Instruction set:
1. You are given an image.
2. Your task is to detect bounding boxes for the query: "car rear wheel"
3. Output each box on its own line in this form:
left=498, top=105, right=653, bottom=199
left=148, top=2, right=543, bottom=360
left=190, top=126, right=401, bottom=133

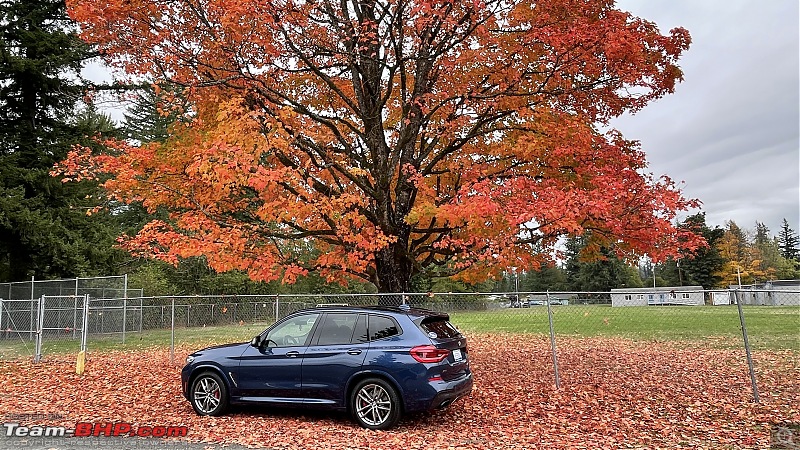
left=351, top=378, right=401, bottom=430
left=190, top=372, right=228, bottom=416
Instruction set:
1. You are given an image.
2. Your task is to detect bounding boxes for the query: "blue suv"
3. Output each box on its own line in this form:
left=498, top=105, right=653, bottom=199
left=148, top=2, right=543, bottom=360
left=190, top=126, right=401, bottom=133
left=181, top=305, right=473, bottom=429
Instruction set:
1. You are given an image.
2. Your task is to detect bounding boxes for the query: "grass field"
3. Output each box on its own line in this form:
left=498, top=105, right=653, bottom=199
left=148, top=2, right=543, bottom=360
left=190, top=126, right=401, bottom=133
left=451, top=305, right=800, bottom=349
left=0, top=305, right=797, bottom=359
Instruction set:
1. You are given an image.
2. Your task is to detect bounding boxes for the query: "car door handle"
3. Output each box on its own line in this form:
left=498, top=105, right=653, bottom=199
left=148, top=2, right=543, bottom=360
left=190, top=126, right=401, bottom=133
left=347, top=349, right=362, bottom=355
left=285, top=351, right=300, bottom=358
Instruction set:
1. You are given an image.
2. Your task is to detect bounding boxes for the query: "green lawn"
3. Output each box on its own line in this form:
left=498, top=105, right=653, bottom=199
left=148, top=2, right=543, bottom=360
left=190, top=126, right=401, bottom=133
left=1, top=305, right=797, bottom=359
left=450, top=305, right=799, bottom=350
left=0, top=322, right=270, bottom=359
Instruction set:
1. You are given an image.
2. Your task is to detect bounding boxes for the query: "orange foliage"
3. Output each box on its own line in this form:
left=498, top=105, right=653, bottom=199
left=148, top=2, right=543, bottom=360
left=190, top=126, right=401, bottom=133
left=58, top=0, right=703, bottom=290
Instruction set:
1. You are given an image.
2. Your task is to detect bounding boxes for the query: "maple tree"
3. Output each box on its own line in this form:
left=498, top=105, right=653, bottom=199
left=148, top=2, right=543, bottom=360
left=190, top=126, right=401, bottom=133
left=58, top=0, right=703, bottom=292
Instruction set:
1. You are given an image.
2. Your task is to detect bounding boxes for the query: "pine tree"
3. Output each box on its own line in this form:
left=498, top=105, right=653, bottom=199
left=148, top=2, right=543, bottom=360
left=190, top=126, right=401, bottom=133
left=564, top=234, right=642, bottom=291
left=122, top=84, right=182, bottom=143
left=0, top=0, right=124, bottom=280
left=654, top=214, right=724, bottom=288
left=777, top=219, right=800, bottom=261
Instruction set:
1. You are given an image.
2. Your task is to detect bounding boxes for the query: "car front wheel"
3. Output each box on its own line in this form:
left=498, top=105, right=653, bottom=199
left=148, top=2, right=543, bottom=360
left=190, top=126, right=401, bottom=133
left=190, top=371, right=228, bottom=416
left=351, top=378, right=401, bottom=430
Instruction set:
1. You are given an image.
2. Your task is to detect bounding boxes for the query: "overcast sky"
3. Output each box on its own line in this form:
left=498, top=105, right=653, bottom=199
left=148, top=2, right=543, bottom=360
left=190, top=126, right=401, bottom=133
left=612, top=0, right=799, bottom=236
left=86, top=0, right=800, bottom=236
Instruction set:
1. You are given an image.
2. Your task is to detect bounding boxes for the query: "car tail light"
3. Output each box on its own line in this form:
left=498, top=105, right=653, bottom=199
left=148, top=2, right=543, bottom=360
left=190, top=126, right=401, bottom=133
left=410, top=345, right=450, bottom=363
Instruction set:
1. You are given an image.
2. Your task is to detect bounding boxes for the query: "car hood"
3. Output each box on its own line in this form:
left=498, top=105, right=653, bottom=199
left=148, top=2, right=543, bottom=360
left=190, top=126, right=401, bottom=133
left=191, top=342, right=250, bottom=359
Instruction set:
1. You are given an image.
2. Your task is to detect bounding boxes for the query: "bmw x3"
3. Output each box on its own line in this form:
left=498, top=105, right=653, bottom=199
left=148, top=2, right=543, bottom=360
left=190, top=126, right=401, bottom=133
left=181, top=305, right=473, bottom=429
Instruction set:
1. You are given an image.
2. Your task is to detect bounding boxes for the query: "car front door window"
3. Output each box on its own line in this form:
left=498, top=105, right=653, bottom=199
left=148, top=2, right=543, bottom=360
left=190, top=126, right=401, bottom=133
left=266, top=313, right=320, bottom=347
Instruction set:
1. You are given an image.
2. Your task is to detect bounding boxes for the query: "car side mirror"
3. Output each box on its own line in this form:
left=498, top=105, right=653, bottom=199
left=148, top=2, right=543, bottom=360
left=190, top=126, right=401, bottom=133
left=250, top=336, right=263, bottom=348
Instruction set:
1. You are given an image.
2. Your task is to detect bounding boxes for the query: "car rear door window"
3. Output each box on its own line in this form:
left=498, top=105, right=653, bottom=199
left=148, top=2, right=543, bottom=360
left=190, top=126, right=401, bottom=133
left=315, top=313, right=358, bottom=346
left=368, top=315, right=400, bottom=341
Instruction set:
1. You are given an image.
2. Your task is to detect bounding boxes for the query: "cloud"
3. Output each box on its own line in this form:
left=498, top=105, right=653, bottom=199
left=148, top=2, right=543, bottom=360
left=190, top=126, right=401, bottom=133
left=613, top=0, right=799, bottom=234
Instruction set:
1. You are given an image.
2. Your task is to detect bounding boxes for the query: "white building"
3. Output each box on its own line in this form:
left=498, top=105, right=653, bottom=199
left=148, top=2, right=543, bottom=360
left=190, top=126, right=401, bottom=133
left=732, top=280, right=800, bottom=306
left=710, top=291, right=731, bottom=305
left=610, top=286, right=704, bottom=307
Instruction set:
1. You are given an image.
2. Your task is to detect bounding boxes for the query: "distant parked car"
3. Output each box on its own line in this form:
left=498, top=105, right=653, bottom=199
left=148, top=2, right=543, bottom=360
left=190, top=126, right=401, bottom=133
left=181, top=305, right=473, bottom=429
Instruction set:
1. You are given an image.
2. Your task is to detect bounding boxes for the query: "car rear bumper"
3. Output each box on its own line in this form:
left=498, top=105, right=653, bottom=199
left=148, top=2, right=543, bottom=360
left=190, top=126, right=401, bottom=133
left=409, top=372, right=473, bottom=412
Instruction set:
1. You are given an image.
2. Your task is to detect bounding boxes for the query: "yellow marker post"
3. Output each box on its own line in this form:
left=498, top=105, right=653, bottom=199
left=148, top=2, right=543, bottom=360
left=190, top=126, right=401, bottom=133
left=76, top=350, right=86, bottom=375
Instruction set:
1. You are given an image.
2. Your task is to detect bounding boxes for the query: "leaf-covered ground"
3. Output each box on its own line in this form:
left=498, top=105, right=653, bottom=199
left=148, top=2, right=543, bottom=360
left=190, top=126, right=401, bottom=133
left=1, top=335, right=797, bottom=449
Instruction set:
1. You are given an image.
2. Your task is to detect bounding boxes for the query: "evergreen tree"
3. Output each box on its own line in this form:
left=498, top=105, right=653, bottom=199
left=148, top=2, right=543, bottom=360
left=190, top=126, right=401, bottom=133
left=520, top=264, right=568, bottom=292
left=676, top=213, right=725, bottom=289
left=564, top=234, right=642, bottom=291
left=750, top=221, right=794, bottom=280
left=777, top=219, right=799, bottom=261
left=122, top=84, right=182, bottom=143
left=0, top=0, right=124, bottom=280
left=754, top=222, right=771, bottom=248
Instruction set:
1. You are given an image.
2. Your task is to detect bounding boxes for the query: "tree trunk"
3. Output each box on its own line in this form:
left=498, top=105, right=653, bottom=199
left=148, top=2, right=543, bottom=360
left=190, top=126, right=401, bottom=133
left=373, top=240, right=413, bottom=303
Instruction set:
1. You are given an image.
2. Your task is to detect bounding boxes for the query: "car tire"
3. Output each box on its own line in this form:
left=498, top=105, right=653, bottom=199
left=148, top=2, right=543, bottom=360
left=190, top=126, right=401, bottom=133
left=190, top=371, right=229, bottom=416
left=351, top=378, right=401, bottom=430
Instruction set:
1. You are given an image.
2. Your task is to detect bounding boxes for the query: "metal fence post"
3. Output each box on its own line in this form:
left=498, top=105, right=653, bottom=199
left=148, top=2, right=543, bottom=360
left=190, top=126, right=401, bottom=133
left=122, top=274, right=128, bottom=343
left=72, top=295, right=78, bottom=339
left=34, top=295, right=44, bottom=363
left=139, top=298, right=143, bottom=332
left=170, top=298, right=175, bottom=365
left=122, top=298, right=127, bottom=344
left=29, top=276, right=35, bottom=341
left=275, top=294, right=279, bottom=322
left=734, top=290, right=760, bottom=403
left=81, top=295, right=89, bottom=353
left=545, top=291, right=561, bottom=389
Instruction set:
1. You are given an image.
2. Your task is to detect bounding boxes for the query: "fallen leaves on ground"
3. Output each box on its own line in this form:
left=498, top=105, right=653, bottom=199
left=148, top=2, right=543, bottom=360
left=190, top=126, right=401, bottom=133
left=1, top=335, right=797, bottom=449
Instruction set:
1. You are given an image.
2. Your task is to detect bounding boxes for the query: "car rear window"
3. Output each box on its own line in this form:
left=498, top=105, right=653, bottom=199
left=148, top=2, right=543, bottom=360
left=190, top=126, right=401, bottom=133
left=419, top=317, right=461, bottom=339
left=368, top=315, right=400, bottom=341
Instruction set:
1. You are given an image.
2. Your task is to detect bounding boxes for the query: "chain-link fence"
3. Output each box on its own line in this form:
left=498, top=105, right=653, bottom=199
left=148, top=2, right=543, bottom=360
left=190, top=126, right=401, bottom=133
left=0, top=275, right=143, bottom=302
left=2, top=288, right=797, bottom=401
left=0, top=295, right=89, bottom=362
left=0, top=299, right=40, bottom=358
left=33, top=295, right=89, bottom=363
